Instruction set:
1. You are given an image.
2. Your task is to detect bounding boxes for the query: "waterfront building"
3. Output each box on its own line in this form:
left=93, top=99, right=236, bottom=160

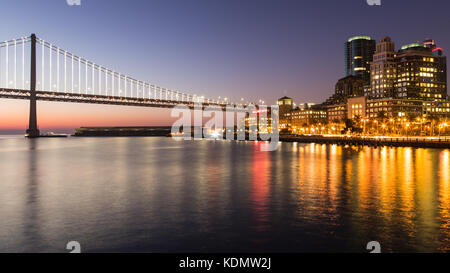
left=325, top=75, right=366, bottom=105
left=369, top=36, right=397, bottom=99
left=365, top=98, right=450, bottom=119
left=245, top=107, right=274, bottom=134
left=277, top=96, right=326, bottom=132
left=278, top=96, right=293, bottom=130
left=324, top=76, right=366, bottom=122
left=366, top=98, right=424, bottom=119
left=362, top=36, right=448, bottom=120
left=327, top=104, right=347, bottom=123
left=347, top=97, right=367, bottom=119
left=345, top=36, right=376, bottom=84
left=278, top=96, right=294, bottom=117
left=284, top=105, right=327, bottom=128
left=423, top=100, right=450, bottom=117
left=368, top=36, right=447, bottom=100
left=298, top=102, right=317, bottom=109
left=395, top=42, right=447, bottom=100
left=280, top=35, right=449, bottom=134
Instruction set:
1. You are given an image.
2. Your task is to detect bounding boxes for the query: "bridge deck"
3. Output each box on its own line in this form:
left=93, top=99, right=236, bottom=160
left=0, top=88, right=239, bottom=110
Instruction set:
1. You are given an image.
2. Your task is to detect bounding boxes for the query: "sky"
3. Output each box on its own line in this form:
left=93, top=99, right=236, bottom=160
left=1, top=0, right=450, bottom=132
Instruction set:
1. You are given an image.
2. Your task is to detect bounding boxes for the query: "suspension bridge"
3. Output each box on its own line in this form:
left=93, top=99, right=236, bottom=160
left=0, top=34, right=248, bottom=137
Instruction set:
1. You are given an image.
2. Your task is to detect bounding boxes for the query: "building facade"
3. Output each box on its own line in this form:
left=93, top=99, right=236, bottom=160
left=327, top=104, right=346, bottom=123
left=369, top=36, right=397, bottom=99
left=277, top=96, right=293, bottom=117
left=345, top=36, right=376, bottom=85
left=395, top=43, right=447, bottom=100
left=278, top=97, right=327, bottom=132
left=368, top=37, right=447, bottom=101
left=325, top=75, right=366, bottom=105
left=285, top=106, right=327, bottom=128
left=347, top=97, right=367, bottom=119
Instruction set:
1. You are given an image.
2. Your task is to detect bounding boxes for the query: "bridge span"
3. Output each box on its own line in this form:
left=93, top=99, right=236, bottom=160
left=0, top=34, right=248, bottom=137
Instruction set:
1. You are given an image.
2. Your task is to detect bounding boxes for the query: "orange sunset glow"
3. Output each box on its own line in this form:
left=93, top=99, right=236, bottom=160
left=0, top=100, right=175, bottom=131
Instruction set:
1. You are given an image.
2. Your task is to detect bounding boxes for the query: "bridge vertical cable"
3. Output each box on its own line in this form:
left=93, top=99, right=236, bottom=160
left=0, top=36, right=30, bottom=90
left=2, top=35, right=246, bottom=109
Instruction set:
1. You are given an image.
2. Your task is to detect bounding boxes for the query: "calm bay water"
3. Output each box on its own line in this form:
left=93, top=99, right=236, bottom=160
left=0, top=137, right=449, bottom=253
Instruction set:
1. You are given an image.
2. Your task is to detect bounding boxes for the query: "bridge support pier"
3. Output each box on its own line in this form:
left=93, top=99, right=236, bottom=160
left=26, top=33, right=40, bottom=138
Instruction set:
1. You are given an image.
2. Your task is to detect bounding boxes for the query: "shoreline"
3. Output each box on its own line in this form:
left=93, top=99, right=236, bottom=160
left=279, top=135, right=450, bottom=149
left=2, top=132, right=449, bottom=149
left=25, top=126, right=447, bottom=149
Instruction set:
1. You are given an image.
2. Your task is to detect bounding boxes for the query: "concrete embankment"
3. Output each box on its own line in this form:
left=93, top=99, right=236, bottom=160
left=279, top=135, right=450, bottom=149
left=73, top=127, right=450, bottom=149
left=74, top=126, right=172, bottom=137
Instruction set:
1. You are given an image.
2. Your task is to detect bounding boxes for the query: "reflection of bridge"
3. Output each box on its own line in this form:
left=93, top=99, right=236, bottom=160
left=0, top=34, right=246, bottom=137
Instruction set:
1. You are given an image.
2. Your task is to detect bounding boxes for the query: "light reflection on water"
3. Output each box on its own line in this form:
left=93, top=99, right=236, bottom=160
left=0, top=137, right=448, bottom=252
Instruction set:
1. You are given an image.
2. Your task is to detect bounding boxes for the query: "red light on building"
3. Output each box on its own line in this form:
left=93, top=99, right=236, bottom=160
left=252, top=109, right=268, bottom=115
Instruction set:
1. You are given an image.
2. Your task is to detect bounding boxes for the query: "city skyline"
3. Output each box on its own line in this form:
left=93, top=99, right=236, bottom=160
left=1, top=0, right=450, bottom=257
left=1, top=0, right=450, bottom=131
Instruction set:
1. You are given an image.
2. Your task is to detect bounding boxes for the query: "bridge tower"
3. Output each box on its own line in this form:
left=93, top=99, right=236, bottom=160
left=26, top=34, right=40, bottom=138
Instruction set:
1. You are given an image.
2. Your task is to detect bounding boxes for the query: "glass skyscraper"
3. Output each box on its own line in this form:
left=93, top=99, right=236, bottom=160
left=345, top=36, right=376, bottom=85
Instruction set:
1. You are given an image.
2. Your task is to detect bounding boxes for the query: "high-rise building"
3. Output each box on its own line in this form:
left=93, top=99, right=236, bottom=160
left=424, top=38, right=444, bottom=56
left=368, top=37, right=447, bottom=101
left=345, top=36, right=376, bottom=84
left=395, top=42, right=447, bottom=100
left=369, top=36, right=397, bottom=99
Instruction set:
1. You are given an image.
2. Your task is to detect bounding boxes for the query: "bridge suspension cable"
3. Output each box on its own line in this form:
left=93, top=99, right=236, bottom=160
left=34, top=37, right=211, bottom=104
left=1, top=35, right=249, bottom=108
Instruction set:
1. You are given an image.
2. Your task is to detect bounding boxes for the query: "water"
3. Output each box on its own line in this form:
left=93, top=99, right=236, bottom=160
left=0, top=137, right=449, bottom=253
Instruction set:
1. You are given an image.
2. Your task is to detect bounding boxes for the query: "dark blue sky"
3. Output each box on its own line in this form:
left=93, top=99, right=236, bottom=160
left=1, top=0, right=450, bottom=109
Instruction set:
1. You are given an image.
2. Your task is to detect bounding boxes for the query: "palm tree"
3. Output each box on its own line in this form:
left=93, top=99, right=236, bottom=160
left=426, top=113, right=440, bottom=136
left=376, top=111, right=387, bottom=123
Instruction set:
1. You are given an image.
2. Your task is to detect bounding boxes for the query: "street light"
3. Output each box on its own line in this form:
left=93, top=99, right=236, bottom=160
left=438, top=122, right=447, bottom=139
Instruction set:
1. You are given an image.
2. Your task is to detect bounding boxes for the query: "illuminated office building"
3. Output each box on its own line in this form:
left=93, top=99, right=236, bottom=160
left=369, top=36, right=397, bottom=99
left=396, top=42, right=447, bottom=100
left=345, top=36, right=376, bottom=84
